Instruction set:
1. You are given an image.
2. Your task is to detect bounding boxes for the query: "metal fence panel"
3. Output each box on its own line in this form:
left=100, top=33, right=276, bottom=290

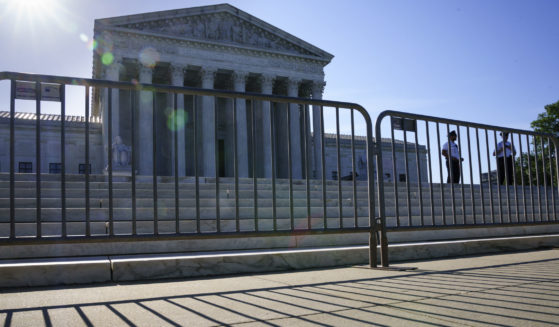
left=375, top=110, right=559, bottom=235
left=0, top=72, right=379, bottom=266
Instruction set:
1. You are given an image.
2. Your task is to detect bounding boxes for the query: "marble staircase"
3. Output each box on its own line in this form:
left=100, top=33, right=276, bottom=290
left=0, top=174, right=371, bottom=238
left=1, top=173, right=559, bottom=286
left=1, top=173, right=558, bottom=240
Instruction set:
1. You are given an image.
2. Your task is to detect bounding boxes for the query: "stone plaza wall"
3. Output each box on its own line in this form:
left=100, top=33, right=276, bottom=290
left=323, top=133, right=429, bottom=183
left=0, top=112, right=103, bottom=174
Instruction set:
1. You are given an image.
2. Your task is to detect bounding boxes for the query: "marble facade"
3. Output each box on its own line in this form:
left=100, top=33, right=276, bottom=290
left=92, top=4, right=332, bottom=179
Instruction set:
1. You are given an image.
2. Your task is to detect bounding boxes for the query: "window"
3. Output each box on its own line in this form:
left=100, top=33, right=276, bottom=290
left=79, top=163, right=91, bottom=174
left=399, top=174, right=406, bottom=182
left=49, top=163, right=62, bottom=174
left=18, top=162, right=32, bottom=173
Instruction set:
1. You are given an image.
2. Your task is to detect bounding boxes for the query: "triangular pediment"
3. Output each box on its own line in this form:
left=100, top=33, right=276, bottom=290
left=95, top=4, right=333, bottom=62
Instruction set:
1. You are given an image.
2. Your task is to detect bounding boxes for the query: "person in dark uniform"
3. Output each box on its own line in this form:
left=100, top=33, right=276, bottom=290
left=493, top=132, right=516, bottom=185
left=442, top=130, right=463, bottom=183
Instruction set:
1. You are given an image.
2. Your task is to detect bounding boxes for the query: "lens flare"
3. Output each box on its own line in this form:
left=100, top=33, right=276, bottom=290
left=79, top=33, right=88, bottom=42
left=139, top=47, right=160, bottom=68
left=88, top=39, right=98, bottom=51
left=167, top=109, right=188, bottom=131
left=101, top=52, right=114, bottom=65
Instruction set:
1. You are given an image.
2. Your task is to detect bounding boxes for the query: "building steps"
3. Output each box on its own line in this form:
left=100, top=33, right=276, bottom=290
left=1, top=173, right=557, bottom=238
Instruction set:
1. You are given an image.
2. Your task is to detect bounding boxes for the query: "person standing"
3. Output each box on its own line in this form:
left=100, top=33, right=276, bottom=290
left=493, top=132, right=516, bottom=185
left=442, top=130, right=462, bottom=183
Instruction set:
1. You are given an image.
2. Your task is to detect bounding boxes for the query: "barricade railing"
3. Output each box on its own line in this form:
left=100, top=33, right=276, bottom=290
left=375, top=110, right=559, bottom=266
left=0, top=72, right=381, bottom=267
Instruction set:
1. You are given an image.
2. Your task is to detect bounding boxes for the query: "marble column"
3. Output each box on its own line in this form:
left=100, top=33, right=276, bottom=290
left=103, top=58, right=121, bottom=170
left=201, top=67, right=217, bottom=177
left=233, top=71, right=249, bottom=178
left=312, top=80, right=326, bottom=179
left=261, top=74, right=275, bottom=178
left=171, top=64, right=186, bottom=176
left=138, top=65, right=153, bottom=175
left=105, top=58, right=122, bottom=144
left=287, top=78, right=302, bottom=179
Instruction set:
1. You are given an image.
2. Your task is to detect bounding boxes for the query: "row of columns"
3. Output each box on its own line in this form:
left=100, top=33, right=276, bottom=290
left=103, top=58, right=325, bottom=178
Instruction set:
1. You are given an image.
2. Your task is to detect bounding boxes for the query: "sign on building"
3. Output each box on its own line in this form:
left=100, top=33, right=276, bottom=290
left=391, top=117, right=417, bottom=132
left=15, top=81, right=61, bottom=102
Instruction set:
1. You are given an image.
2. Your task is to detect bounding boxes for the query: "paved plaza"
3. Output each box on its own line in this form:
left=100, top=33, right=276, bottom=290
left=0, top=248, right=558, bottom=326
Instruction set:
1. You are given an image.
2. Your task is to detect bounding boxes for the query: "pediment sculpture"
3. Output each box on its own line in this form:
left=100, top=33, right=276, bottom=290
left=118, top=13, right=314, bottom=56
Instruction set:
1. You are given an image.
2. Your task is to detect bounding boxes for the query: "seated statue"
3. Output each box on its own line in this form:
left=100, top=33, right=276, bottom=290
left=112, top=136, right=131, bottom=167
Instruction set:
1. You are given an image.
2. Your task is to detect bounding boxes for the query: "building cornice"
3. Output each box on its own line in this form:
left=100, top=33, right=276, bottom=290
left=100, top=26, right=332, bottom=65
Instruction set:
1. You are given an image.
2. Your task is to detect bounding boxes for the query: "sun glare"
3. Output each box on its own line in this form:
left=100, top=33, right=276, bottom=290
left=3, top=0, right=57, bottom=19
left=1, top=0, right=73, bottom=35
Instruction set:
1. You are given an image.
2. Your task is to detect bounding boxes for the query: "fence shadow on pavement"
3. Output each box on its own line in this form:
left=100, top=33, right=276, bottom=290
left=1, top=254, right=558, bottom=326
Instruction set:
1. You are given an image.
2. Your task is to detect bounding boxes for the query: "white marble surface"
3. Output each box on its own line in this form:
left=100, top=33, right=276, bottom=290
left=388, top=234, right=559, bottom=263
left=294, top=233, right=369, bottom=248
left=386, top=224, right=559, bottom=243
left=2, top=234, right=558, bottom=287
left=111, top=246, right=370, bottom=282
left=112, top=233, right=559, bottom=282
left=3, top=224, right=559, bottom=261
left=0, top=236, right=292, bottom=260
left=0, top=256, right=110, bottom=288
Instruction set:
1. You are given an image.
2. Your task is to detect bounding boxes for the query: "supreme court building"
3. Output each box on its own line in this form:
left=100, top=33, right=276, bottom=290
left=0, top=4, right=428, bottom=183
left=92, top=3, right=331, bottom=180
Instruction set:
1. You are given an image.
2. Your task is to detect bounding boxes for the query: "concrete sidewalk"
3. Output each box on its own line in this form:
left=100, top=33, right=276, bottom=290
left=0, top=249, right=558, bottom=326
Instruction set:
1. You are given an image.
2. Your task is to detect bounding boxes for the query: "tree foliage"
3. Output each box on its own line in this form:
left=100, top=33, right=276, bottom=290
left=514, top=100, right=559, bottom=186
left=531, top=100, right=559, bottom=136
left=514, top=151, right=556, bottom=187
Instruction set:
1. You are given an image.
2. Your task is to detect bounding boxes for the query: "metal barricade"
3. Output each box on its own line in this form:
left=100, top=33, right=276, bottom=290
left=6, top=74, right=555, bottom=269
left=375, top=110, right=559, bottom=266
left=0, top=72, right=381, bottom=267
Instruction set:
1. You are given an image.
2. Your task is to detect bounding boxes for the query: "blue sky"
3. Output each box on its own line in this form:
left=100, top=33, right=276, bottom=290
left=0, top=0, right=558, bottom=131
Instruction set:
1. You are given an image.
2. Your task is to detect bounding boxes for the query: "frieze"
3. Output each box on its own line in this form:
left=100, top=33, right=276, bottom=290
left=117, top=13, right=315, bottom=57
left=267, top=57, right=323, bottom=74
left=113, top=30, right=325, bottom=75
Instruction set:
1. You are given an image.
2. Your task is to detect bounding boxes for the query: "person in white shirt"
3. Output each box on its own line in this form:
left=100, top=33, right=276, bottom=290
left=441, top=130, right=463, bottom=183
left=493, top=132, right=516, bottom=185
